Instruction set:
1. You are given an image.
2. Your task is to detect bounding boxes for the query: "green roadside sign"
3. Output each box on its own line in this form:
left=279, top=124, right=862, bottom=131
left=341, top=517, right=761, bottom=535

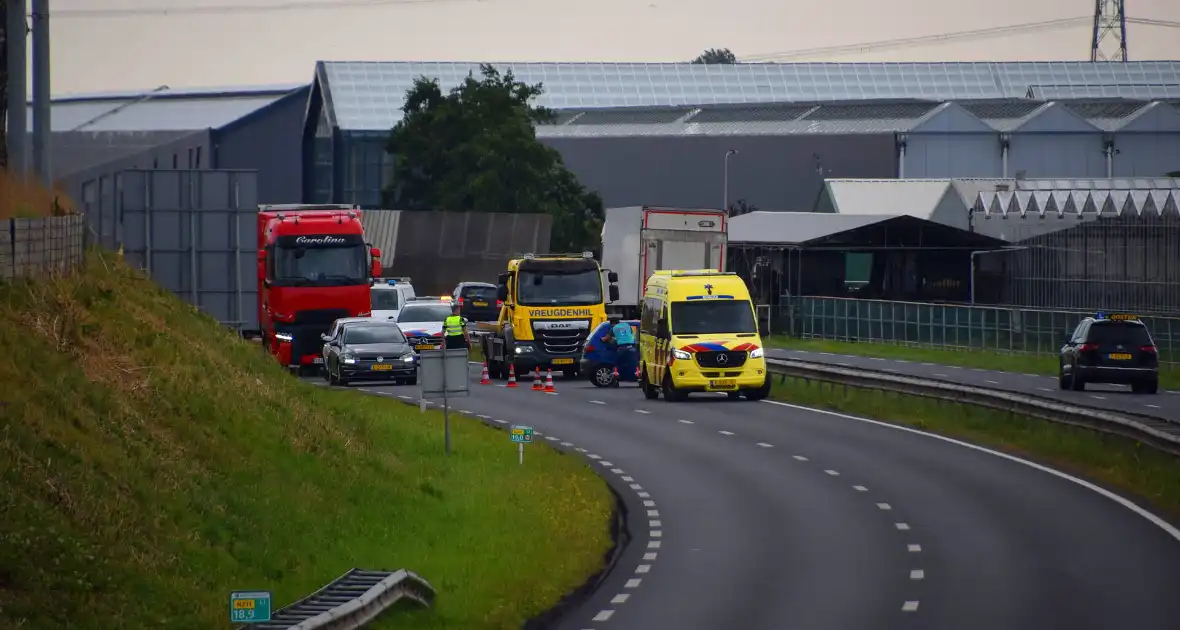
left=510, top=425, right=534, bottom=444
left=229, top=590, right=272, bottom=623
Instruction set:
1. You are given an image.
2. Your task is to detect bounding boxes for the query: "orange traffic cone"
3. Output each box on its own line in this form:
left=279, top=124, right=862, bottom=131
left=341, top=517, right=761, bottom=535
left=532, top=368, right=544, bottom=391
left=479, top=362, right=491, bottom=385
left=506, top=364, right=518, bottom=388
left=612, top=365, right=620, bottom=380
left=544, top=368, right=556, bottom=392
left=635, top=365, right=642, bottom=380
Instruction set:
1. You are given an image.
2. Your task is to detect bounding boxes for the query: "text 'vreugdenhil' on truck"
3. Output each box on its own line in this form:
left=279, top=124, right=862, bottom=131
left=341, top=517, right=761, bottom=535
left=255, top=204, right=383, bottom=375
left=477, top=252, right=621, bottom=380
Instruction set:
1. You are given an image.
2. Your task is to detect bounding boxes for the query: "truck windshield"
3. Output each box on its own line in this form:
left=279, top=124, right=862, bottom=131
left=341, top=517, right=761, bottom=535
left=671, top=300, right=757, bottom=335
left=273, top=243, right=367, bottom=286
left=371, top=289, right=401, bottom=311
left=516, top=269, right=603, bottom=306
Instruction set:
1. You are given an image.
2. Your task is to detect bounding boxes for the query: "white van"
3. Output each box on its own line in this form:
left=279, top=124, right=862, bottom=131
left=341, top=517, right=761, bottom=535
left=370, top=277, right=416, bottom=322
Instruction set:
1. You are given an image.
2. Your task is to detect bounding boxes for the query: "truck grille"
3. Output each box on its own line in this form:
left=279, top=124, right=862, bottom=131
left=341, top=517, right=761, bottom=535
left=696, top=351, right=748, bottom=368
left=289, top=309, right=351, bottom=362
left=534, top=329, right=589, bottom=354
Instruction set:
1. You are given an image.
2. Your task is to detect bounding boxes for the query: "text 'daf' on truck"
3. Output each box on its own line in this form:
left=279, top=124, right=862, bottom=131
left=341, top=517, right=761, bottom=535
left=601, top=206, right=728, bottom=320
left=256, top=204, right=383, bottom=375
left=476, top=252, right=620, bottom=380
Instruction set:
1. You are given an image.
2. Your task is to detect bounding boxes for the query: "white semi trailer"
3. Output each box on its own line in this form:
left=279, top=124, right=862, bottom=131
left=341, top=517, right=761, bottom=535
left=600, top=206, right=729, bottom=319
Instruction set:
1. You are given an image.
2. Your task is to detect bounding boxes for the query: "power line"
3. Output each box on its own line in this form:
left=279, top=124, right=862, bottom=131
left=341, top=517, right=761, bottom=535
left=1127, top=17, right=1180, bottom=29
left=742, top=17, right=1092, bottom=62
left=50, top=0, right=481, bottom=19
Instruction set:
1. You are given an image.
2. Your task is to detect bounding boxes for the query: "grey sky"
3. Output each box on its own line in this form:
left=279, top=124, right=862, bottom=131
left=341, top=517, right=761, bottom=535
left=48, top=0, right=1180, bottom=95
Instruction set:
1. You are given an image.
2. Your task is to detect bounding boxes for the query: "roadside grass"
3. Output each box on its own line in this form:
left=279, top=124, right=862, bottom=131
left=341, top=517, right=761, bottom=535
left=770, top=378, right=1180, bottom=520
left=768, top=336, right=1180, bottom=390
left=0, top=169, right=76, bottom=219
left=0, top=249, right=613, bottom=630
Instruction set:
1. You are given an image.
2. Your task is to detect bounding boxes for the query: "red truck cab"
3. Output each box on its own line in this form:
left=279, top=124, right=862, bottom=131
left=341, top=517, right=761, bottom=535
left=256, top=204, right=382, bottom=374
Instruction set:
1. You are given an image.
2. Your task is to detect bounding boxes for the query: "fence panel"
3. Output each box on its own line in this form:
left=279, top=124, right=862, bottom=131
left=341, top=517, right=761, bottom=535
left=781, top=296, right=1180, bottom=368
left=0, top=215, right=86, bottom=279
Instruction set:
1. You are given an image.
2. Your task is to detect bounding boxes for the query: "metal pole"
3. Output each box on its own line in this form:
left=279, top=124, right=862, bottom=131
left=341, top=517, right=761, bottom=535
left=31, top=0, right=51, bottom=187
left=723, top=149, right=737, bottom=212
left=518, top=442, right=523, bottom=465
left=6, top=0, right=29, bottom=175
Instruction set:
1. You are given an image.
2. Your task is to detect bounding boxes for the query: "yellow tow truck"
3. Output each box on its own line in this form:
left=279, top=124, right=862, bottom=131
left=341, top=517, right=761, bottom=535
left=477, top=252, right=619, bottom=379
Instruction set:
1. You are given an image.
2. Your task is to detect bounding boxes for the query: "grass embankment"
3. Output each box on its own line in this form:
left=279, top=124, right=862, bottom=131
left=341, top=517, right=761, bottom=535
left=768, top=336, right=1180, bottom=390
left=0, top=250, right=613, bottom=630
left=0, top=169, right=76, bottom=219
left=770, top=379, right=1180, bottom=520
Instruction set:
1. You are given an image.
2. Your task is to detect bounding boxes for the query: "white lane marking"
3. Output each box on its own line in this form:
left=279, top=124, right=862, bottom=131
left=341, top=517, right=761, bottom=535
left=635, top=409, right=651, bottom=414
left=884, top=368, right=899, bottom=373
left=1038, top=387, right=1053, bottom=392
left=575, top=447, right=587, bottom=453
left=877, top=503, right=892, bottom=510
left=636, top=564, right=652, bottom=573
left=763, top=399, right=1180, bottom=543
left=985, top=380, right=1000, bottom=385
left=1091, top=395, right=1106, bottom=400
left=647, top=509, right=659, bottom=517
left=650, top=530, right=663, bottom=538
left=643, top=552, right=658, bottom=560
left=611, top=593, right=630, bottom=604
left=871, top=357, right=886, bottom=361
left=949, top=366, right=962, bottom=369
left=650, top=520, right=662, bottom=527
left=756, top=442, right=773, bottom=448
left=560, top=441, right=573, bottom=447
left=853, top=485, right=869, bottom=492
left=592, top=610, right=614, bottom=621
left=902, top=601, right=920, bottom=612
left=631, top=485, right=644, bottom=491
left=621, top=476, right=635, bottom=482
left=637, top=491, right=650, bottom=498
left=643, top=500, right=656, bottom=507
left=398, top=395, right=413, bottom=400
left=590, top=400, right=605, bottom=405
left=648, top=540, right=661, bottom=549
left=678, top=419, right=694, bottom=424
left=546, top=436, right=558, bottom=441
left=611, top=468, right=624, bottom=474
left=477, top=414, right=491, bottom=419
left=908, top=544, right=922, bottom=552
left=911, top=569, right=925, bottom=580
left=793, top=455, right=809, bottom=461
left=895, top=523, right=911, bottom=530
left=494, top=419, right=507, bottom=424
left=598, top=461, right=612, bottom=466
left=587, top=454, right=601, bottom=459
left=1023, top=373, right=1038, bottom=377
left=718, top=430, right=734, bottom=436
left=534, top=431, right=544, bottom=436
left=1146, top=404, right=1161, bottom=409
left=459, top=409, right=471, bottom=414
left=921, top=362, right=933, bottom=366
left=825, top=469, right=840, bottom=476
left=625, top=578, right=642, bottom=588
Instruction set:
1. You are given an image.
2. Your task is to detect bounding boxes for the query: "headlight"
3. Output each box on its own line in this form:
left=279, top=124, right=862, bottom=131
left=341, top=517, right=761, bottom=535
left=515, top=345, right=534, bottom=354
left=401, top=354, right=415, bottom=363
left=671, top=349, right=691, bottom=360
left=749, top=348, right=764, bottom=359
left=342, top=354, right=357, bottom=364
left=274, top=333, right=294, bottom=342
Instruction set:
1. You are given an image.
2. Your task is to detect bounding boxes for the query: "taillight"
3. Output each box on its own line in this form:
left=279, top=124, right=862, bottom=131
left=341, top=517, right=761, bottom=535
left=1079, top=343, right=1099, bottom=352
left=496, top=300, right=503, bottom=308
left=1141, top=345, right=1157, bottom=353
left=458, top=297, right=464, bottom=305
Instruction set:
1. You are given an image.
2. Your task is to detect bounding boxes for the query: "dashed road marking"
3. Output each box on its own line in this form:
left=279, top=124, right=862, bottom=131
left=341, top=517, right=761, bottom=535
left=1038, top=387, right=1053, bottom=392
left=902, top=601, right=920, bottom=612
left=648, top=540, right=661, bottom=549
left=1091, top=395, right=1106, bottom=400
left=718, top=430, right=734, bottom=436
left=647, top=509, right=659, bottom=517
left=477, top=414, right=491, bottom=419
left=625, top=578, right=641, bottom=588
left=546, top=436, right=558, bottom=441
left=1147, top=404, right=1161, bottom=409
left=611, top=594, right=630, bottom=604
left=631, top=484, right=643, bottom=490
left=853, top=485, right=869, bottom=492
left=643, top=499, right=656, bottom=507
left=895, top=522, right=911, bottom=531
left=575, top=447, right=587, bottom=453
left=756, top=442, right=773, bottom=448
left=637, top=491, right=650, bottom=498
left=599, top=461, right=613, bottom=466
left=825, top=469, right=840, bottom=476
left=592, top=610, right=614, bottom=621
left=535, top=431, right=544, bottom=436
left=678, top=419, right=694, bottom=424
left=877, top=503, right=892, bottom=510
left=611, top=468, right=624, bottom=474
left=908, top=544, right=921, bottom=552
left=650, top=520, right=662, bottom=527
left=643, top=552, right=658, bottom=560
left=910, top=569, right=925, bottom=580
left=635, top=409, right=651, bottom=414
left=793, top=455, right=809, bottom=461
left=398, top=395, right=413, bottom=400
left=587, top=454, right=601, bottom=459
left=494, top=419, right=507, bottom=424
left=650, top=531, right=662, bottom=538
left=622, top=476, right=635, bottom=482
left=636, top=564, right=652, bottom=573
left=560, top=441, right=573, bottom=447
left=985, top=380, right=1000, bottom=385
left=590, top=400, right=605, bottom=405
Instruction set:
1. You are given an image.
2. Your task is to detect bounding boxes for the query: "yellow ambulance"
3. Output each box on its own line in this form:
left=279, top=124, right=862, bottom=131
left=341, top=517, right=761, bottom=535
left=638, top=270, right=770, bottom=401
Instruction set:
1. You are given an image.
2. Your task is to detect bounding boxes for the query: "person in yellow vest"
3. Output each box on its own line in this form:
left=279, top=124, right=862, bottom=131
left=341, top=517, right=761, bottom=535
left=444, top=302, right=470, bottom=350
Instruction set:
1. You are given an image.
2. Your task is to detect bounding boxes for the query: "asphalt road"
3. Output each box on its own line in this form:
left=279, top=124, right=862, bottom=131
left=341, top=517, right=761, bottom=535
left=769, top=347, right=1180, bottom=423
left=310, top=368, right=1180, bottom=630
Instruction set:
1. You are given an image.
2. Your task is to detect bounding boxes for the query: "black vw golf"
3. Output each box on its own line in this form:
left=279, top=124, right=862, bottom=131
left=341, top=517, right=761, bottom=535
left=323, top=321, right=418, bottom=386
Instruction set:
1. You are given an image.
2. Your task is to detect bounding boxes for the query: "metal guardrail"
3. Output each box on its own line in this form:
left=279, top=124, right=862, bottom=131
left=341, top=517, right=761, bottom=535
left=235, top=568, right=435, bottom=630
left=766, top=358, right=1180, bottom=457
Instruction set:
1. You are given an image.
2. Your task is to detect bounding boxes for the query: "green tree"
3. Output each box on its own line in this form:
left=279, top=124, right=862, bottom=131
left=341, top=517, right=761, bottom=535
left=1167, top=170, right=1180, bottom=177
left=691, top=48, right=737, bottom=64
left=383, top=64, right=603, bottom=251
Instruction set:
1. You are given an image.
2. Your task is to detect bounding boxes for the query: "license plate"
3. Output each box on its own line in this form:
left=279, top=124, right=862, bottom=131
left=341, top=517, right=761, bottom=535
left=709, top=379, right=738, bottom=390
left=415, top=343, right=436, bottom=350
left=473, top=301, right=488, bottom=306
left=552, top=358, right=575, bottom=365
left=371, top=364, right=393, bottom=371
left=1108, top=353, right=1132, bottom=360
left=313, top=357, right=324, bottom=364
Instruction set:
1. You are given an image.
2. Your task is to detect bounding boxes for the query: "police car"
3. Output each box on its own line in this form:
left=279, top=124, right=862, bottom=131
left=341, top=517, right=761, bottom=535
left=395, top=296, right=453, bottom=352
left=1059, top=312, right=1159, bottom=394
left=370, top=277, right=416, bottom=322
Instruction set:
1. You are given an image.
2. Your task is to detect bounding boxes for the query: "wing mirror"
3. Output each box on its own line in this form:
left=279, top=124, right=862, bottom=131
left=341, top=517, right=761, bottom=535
left=607, top=271, right=619, bottom=283
left=321, top=333, right=330, bottom=342
left=608, top=285, right=620, bottom=302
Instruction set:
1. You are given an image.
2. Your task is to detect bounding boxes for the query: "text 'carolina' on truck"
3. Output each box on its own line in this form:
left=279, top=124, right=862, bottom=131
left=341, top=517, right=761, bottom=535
left=256, top=204, right=383, bottom=375
left=476, top=252, right=620, bottom=380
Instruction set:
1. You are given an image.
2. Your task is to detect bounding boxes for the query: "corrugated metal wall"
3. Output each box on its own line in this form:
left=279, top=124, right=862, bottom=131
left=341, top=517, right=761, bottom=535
left=360, top=210, right=553, bottom=294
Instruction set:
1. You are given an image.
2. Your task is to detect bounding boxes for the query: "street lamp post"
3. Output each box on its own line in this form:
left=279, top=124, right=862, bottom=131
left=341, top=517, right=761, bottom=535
left=723, top=149, right=738, bottom=214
